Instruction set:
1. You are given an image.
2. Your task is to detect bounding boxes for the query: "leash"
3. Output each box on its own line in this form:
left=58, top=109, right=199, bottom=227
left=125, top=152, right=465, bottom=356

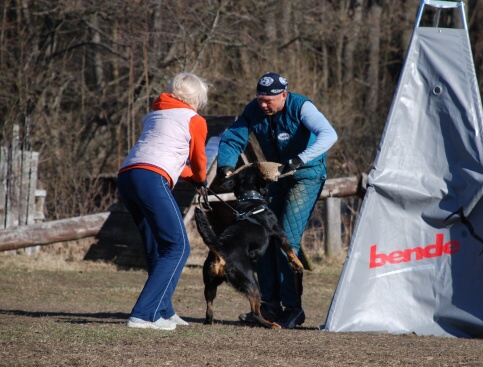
left=197, top=187, right=239, bottom=215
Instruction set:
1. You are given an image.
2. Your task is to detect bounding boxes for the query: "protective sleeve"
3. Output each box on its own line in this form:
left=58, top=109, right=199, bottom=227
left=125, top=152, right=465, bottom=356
left=298, top=101, right=338, bottom=163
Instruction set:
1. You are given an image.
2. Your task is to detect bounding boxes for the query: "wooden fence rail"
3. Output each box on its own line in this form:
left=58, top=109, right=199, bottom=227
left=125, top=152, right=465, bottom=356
left=205, top=175, right=364, bottom=202
left=0, top=175, right=366, bottom=253
left=0, top=212, right=110, bottom=252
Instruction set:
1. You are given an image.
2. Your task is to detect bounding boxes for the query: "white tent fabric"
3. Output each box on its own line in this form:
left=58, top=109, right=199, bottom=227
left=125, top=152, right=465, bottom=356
left=323, top=2, right=483, bottom=338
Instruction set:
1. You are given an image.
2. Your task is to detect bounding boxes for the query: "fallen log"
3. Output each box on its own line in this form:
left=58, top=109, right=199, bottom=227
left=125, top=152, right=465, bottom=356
left=0, top=175, right=368, bottom=252
left=0, top=212, right=110, bottom=252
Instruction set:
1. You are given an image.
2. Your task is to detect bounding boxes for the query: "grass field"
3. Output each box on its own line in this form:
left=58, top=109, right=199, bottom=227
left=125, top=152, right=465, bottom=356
left=1, top=250, right=482, bottom=367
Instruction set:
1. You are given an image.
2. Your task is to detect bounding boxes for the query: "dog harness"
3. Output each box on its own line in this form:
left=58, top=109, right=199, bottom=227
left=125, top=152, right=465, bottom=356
left=235, top=190, right=268, bottom=224
left=235, top=204, right=268, bottom=224
left=236, top=190, right=265, bottom=202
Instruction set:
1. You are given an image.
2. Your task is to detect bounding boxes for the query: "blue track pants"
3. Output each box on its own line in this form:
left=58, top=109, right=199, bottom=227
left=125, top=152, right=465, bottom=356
left=117, top=169, right=190, bottom=322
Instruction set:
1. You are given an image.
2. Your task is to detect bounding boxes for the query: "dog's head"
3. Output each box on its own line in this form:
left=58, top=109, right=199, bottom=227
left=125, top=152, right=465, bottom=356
left=220, top=162, right=268, bottom=199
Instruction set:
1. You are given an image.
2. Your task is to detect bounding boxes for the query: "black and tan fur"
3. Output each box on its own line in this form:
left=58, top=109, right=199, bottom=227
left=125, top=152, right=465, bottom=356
left=194, top=162, right=303, bottom=329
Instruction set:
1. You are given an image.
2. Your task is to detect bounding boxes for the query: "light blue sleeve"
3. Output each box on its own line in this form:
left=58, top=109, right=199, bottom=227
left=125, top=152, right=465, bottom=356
left=298, top=101, right=338, bottom=163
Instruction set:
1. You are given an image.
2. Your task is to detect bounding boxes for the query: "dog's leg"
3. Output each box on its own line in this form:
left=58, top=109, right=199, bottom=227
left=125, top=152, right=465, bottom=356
left=204, top=285, right=217, bottom=325
left=231, top=269, right=281, bottom=329
left=272, top=229, right=304, bottom=273
left=272, top=231, right=304, bottom=307
left=282, top=239, right=304, bottom=304
left=203, top=253, right=225, bottom=325
left=246, top=290, right=281, bottom=329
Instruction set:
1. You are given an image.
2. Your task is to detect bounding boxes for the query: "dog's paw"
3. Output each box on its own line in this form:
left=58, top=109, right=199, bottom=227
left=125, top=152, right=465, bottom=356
left=204, top=317, right=214, bottom=325
left=289, top=257, right=304, bottom=273
left=292, top=263, right=304, bottom=273
left=253, top=313, right=282, bottom=329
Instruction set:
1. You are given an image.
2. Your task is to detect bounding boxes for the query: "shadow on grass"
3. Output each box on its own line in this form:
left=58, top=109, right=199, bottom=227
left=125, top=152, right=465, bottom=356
left=0, top=309, right=129, bottom=324
left=0, top=309, right=213, bottom=326
left=194, top=317, right=319, bottom=331
left=0, top=309, right=318, bottom=330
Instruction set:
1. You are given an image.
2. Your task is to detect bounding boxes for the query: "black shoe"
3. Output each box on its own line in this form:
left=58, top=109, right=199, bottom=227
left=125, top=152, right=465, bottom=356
left=276, top=308, right=305, bottom=329
left=239, top=303, right=283, bottom=323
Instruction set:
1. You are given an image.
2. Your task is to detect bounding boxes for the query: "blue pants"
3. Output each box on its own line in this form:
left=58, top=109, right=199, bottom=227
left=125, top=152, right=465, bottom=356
left=257, top=162, right=327, bottom=309
left=117, top=169, right=190, bottom=322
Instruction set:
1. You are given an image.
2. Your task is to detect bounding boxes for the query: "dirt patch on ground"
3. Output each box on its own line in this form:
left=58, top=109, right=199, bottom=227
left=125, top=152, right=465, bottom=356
left=1, top=251, right=482, bottom=366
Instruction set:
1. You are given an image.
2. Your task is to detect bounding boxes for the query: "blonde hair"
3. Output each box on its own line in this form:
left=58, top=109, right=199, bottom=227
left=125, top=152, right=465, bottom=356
left=168, top=72, right=209, bottom=111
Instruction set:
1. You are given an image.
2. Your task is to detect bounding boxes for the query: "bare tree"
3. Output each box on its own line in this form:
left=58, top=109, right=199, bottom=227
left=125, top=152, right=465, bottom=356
left=0, top=0, right=481, bottom=219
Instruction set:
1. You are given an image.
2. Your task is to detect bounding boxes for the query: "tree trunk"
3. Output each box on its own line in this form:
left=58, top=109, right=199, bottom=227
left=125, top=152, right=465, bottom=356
left=343, top=0, right=363, bottom=88
left=365, top=3, right=382, bottom=119
left=91, top=14, right=105, bottom=93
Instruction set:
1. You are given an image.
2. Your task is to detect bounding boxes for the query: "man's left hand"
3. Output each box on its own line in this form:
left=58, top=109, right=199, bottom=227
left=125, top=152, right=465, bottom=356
left=279, top=156, right=304, bottom=175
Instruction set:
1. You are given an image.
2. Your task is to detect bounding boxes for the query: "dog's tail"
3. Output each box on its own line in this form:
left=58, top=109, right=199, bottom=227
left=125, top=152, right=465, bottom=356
left=194, top=207, right=226, bottom=276
left=194, top=207, right=219, bottom=249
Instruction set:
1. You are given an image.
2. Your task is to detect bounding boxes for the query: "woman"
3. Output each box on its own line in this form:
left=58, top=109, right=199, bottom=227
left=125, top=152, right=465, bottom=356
left=117, top=72, right=209, bottom=330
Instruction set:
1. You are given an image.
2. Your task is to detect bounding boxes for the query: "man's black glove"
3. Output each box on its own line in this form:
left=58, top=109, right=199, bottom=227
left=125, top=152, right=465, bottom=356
left=217, top=166, right=235, bottom=178
left=279, top=156, right=304, bottom=175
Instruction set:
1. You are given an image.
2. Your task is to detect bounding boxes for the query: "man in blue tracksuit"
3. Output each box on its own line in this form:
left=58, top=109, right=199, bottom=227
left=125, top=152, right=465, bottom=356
left=217, top=72, right=338, bottom=329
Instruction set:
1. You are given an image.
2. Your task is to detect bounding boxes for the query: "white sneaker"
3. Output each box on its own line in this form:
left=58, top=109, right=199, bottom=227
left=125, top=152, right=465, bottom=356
left=168, top=314, right=189, bottom=326
left=127, top=317, right=176, bottom=331
left=152, top=317, right=177, bottom=330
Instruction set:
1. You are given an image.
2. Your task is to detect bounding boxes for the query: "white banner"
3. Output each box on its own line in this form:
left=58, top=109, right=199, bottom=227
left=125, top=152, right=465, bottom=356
left=324, top=3, right=483, bottom=338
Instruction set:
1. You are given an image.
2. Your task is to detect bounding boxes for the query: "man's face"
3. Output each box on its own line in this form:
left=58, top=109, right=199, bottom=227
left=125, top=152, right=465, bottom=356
left=256, top=91, right=287, bottom=115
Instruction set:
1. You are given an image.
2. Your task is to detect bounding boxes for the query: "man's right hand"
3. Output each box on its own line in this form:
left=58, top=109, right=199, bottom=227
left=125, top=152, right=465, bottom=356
left=217, top=166, right=235, bottom=178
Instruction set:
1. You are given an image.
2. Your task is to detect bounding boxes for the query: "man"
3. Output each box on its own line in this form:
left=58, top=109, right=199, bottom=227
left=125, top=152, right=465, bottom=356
left=217, top=72, right=338, bottom=329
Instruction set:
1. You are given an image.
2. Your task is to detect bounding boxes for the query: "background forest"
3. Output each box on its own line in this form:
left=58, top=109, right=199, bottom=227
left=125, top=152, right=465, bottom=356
left=0, top=0, right=482, bottom=220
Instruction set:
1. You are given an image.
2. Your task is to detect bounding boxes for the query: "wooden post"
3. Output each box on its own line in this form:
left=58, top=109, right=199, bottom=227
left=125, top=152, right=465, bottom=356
left=324, top=197, right=342, bottom=257
left=24, top=150, right=40, bottom=256
left=27, top=152, right=40, bottom=225
left=0, top=146, right=7, bottom=227
left=6, top=124, right=20, bottom=228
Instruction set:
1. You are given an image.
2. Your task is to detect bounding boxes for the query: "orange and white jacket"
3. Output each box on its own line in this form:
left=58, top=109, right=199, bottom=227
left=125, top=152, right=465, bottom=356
left=119, top=93, right=207, bottom=189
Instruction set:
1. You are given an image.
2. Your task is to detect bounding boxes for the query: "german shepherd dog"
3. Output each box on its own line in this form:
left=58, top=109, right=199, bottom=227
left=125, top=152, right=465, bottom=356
left=194, top=162, right=304, bottom=329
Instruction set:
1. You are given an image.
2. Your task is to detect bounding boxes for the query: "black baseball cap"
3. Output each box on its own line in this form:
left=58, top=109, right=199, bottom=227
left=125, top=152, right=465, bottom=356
left=256, top=72, right=288, bottom=96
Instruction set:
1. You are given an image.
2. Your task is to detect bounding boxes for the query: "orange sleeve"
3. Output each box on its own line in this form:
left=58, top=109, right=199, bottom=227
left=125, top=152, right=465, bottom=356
left=180, top=165, right=193, bottom=179
left=180, top=114, right=208, bottom=182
